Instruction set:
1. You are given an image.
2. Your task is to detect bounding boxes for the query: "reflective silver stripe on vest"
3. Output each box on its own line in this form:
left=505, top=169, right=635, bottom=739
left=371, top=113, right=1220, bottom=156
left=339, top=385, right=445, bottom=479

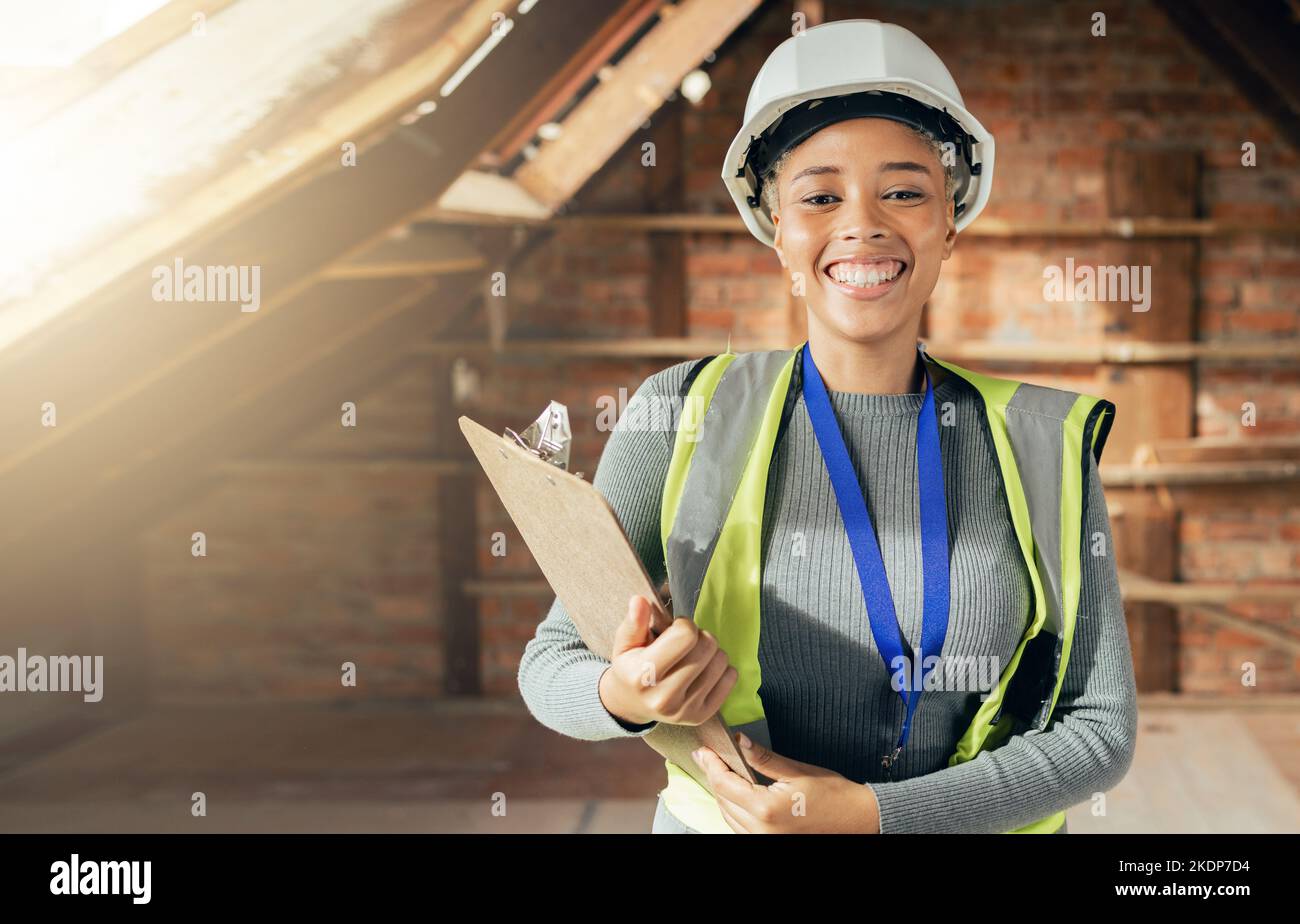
left=664, top=349, right=793, bottom=621
left=1003, top=382, right=1078, bottom=729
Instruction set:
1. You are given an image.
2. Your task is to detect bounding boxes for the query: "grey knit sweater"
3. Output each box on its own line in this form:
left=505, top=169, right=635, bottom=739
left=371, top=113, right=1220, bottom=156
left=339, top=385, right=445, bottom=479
left=516, top=356, right=1139, bottom=834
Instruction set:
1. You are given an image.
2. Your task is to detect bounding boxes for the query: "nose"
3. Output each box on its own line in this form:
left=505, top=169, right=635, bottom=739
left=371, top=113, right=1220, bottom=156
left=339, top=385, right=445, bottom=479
left=833, top=189, right=892, bottom=241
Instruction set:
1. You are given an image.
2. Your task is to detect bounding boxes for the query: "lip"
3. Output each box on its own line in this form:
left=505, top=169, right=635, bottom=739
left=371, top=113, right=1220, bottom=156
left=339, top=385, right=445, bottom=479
left=821, top=255, right=909, bottom=301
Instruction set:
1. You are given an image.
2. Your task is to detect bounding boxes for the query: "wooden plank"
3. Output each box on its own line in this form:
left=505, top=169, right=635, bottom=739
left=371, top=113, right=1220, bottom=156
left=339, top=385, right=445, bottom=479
left=1103, top=460, right=1300, bottom=486
left=1149, top=435, right=1300, bottom=465
left=218, top=459, right=476, bottom=476
left=0, top=0, right=498, bottom=358
left=1155, top=0, right=1300, bottom=153
left=1100, top=148, right=1200, bottom=694
left=1103, top=711, right=1300, bottom=833
left=436, top=362, right=481, bottom=695
left=481, top=0, right=664, bottom=165
left=435, top=171, right=551, bottom=221
left=409, top=336, right=1300, bottom=363
left=0, top=0, right=621, bottom=569
left=424, top=211, right=1300, bottom=236
left=452, top=574, right=1285, bottom=609
left=645, top=100, right=687, bottom=338
left=1140, top=693, right=1300, bottom=710
left=0, top=0, right=241, bottom=134
left=323, top=229, right=488, bottom=280
left=514, top=0, right=762, bottom=209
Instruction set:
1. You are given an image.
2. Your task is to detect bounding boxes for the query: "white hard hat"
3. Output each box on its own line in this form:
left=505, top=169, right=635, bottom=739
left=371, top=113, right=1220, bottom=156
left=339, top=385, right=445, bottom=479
left=722, top=19, right=995, bottom=246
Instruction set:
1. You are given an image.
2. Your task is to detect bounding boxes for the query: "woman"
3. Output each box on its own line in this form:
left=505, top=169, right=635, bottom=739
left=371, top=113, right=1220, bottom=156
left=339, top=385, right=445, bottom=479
left=517, top=20, right=1138, bottom=834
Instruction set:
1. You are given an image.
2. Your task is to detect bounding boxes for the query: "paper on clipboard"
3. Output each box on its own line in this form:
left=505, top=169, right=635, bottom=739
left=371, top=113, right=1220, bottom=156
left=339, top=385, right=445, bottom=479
left=459, top=404, right=757, bottom=796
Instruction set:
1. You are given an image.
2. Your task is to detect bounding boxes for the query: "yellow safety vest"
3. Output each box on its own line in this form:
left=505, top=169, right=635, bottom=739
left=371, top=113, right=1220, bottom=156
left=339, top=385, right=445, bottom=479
left=657, top=342, right=1114, bottom=833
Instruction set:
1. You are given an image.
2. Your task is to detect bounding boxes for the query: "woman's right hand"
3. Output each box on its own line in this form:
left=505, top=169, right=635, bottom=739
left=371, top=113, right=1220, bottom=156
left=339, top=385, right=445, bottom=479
left=598, top=594, right=738, bottom=727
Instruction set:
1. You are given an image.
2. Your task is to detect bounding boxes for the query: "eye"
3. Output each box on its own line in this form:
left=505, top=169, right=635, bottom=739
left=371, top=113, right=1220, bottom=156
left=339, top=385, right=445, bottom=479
left=885, top=190, right=924, bottom=201
left=800, top=193, right=839, bottom=206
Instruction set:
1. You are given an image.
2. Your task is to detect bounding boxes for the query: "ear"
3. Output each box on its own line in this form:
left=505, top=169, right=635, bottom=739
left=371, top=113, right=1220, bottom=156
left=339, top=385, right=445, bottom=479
left=771, top=210, right=788, bottom=269
left=941, top=195, right=957, bottom=261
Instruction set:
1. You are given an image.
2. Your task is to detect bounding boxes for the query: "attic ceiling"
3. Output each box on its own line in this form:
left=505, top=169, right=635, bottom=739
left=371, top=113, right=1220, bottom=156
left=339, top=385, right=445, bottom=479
left=0, top=0, right=762, bottom=588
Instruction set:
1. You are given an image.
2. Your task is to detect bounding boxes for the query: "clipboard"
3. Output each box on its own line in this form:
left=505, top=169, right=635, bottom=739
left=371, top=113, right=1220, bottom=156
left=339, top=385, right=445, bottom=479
left=459, top=408, right=757, bottom=797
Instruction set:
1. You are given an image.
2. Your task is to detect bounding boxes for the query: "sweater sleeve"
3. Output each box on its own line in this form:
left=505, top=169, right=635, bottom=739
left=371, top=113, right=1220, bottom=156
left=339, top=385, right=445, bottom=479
left=864, top=449, right=1139, bottom=833
left=515, top=361, right=695, bottom=741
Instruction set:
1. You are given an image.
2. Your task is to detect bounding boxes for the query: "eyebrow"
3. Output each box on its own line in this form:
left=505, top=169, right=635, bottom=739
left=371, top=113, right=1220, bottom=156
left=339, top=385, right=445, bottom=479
left=787, top=161, right=934, bottom=184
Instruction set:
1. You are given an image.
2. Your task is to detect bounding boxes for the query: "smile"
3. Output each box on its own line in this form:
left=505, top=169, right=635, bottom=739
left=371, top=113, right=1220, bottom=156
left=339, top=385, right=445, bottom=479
left=823, top=258, right=907, bottom=298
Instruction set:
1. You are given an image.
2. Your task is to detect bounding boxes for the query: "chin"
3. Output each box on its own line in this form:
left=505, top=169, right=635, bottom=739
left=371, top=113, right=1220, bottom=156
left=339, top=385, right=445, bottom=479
left=814, top=298, right=915, bottom=345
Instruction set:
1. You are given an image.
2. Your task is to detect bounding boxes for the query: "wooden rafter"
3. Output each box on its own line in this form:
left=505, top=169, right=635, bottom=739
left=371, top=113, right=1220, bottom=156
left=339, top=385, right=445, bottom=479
left=0, top=0, right=500, bottom=357
left=0, top=0, right=240, bottom=134
left=480, top=0, right=664, bottom=166
left=0, top=0, right=622, bottom=570
left=513, top=0, right=762, bottom=210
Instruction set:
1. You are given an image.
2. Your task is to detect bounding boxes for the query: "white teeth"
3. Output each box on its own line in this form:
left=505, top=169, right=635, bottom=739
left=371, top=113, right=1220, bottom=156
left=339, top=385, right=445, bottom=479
left=830, top=262, right=901, bottom=288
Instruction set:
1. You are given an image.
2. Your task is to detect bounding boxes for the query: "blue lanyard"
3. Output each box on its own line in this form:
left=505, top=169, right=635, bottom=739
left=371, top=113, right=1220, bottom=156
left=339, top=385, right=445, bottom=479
left=801, top=343, right=951, bottom=780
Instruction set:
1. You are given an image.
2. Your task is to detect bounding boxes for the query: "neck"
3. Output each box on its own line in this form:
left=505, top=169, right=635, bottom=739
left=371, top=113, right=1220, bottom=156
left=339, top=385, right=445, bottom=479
left=804, top=318, right=937, bottom=395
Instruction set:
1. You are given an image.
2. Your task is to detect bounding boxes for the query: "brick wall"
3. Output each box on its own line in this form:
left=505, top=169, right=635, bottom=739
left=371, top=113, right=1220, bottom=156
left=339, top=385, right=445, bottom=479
left=141, top=361, right=443, bottom=703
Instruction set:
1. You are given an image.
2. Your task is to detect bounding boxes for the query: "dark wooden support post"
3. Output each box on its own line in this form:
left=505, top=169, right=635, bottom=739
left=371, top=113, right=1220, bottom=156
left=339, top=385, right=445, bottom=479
left=434, top=358, right=481, bottom=696
left=1102, top=148, right=1200, bottom=692
left=645, top=99, right=687, bottom=340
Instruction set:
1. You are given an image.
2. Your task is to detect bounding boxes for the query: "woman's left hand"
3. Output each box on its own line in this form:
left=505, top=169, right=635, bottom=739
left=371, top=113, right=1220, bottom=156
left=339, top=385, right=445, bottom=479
left=692, top=733, right=880, bottom=833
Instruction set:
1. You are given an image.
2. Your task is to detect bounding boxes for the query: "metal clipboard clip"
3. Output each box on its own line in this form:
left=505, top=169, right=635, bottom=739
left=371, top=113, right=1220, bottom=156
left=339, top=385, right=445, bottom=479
left=503, top=400, right=581, bottom=478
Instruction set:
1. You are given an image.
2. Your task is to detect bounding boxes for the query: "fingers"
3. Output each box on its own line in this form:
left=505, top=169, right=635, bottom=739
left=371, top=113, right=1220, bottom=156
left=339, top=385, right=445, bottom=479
left=694, top=745, right=758, bottom=804
left=693, top=747, right=765, bottom=833
left=735, top=736, right=814, bottom=781
left=611, top=596, right=653, bottom=656
left=682, top=652, right=736, bottom=717
left=642, top=617, right=708, bottom=675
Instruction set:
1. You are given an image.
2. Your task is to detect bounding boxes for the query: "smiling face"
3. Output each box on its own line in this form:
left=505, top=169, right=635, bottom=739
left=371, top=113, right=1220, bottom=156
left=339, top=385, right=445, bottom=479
left=770, top=118, right=956, bottom=350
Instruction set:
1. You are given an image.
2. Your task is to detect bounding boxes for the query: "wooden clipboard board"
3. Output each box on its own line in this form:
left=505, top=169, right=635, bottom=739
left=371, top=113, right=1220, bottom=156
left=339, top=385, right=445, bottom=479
left=459, top=415, right=756, bottom=795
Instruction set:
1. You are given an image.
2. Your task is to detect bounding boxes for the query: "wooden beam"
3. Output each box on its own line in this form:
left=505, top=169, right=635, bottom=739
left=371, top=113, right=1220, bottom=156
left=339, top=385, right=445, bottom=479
left=1138, top=692, right=1300, bottom=710
left=1155, top=0, right=1300, bottom=153
left=514, top=0, right=762, bottom=209
left=1120, top=571, right=1300, bottom=606
left=322, top=229, right=488, bottom=280
left=0, top=0, right=623, bottom=568
left=0, top=0, right=502, bottom=357
left=1100, top=147, right=1199, bottom=694
left=435, top=358, right=481, bottom=695
left=434, top=171, right=551, bottom=221
left=0, top=0, right=240, bottom=134
left=410, top=336, right=1300, bottom=364
left=422, top=211, right=1300, bottom=236
left=1103, top=460, right=1300, bottom=487
left=645, top=99, right=687, bottom=338
left=481, top=0, right=664, bottom=165
left=217, top=458, right=477, bottom=476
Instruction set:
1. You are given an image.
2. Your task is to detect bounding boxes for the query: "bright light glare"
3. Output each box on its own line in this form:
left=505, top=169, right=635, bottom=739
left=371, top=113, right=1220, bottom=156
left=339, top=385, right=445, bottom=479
left=0, top=0, right=170, bottom=66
